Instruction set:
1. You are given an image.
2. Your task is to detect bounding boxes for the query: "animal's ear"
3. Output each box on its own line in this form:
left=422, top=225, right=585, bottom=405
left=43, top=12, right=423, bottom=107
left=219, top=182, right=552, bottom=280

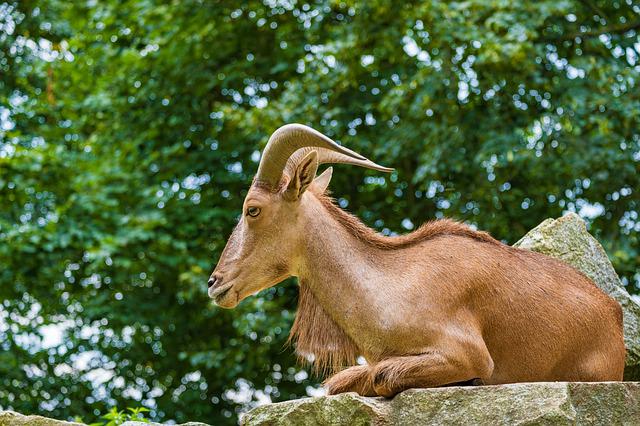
left=284, top=151, right=319, bottom=201
left=310, top=166, right=333, bottom=194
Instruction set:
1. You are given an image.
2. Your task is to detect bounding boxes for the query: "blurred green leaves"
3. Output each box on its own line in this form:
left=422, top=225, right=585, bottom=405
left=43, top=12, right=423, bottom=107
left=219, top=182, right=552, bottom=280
left=1, top=0, right=639, bottom=425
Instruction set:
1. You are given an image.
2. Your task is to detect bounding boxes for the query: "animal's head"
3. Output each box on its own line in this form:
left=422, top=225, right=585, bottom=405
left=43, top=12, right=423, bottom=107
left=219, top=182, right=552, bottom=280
left=208, top=124, right=392, bottom=308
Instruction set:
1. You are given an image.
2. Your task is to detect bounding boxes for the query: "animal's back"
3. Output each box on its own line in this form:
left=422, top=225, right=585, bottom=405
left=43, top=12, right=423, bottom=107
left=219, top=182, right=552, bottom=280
left=401, top=234, right=624, bottom=383
left=464, top=242, right=625, bottom=383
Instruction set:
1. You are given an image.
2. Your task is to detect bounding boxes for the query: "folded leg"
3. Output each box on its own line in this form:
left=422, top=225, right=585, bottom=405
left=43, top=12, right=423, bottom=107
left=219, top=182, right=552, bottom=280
left=324, top=365, right=376, bottom=396
left=372, top=348, right=493, bottom=397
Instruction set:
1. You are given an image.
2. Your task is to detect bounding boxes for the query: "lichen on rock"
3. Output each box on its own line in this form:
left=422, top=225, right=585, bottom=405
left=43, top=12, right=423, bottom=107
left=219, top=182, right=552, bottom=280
left=0, top=412, right=210, bottom=426
left=241, top=382, right=640, bottom=425
left=0, top=411, right=83, bottom=426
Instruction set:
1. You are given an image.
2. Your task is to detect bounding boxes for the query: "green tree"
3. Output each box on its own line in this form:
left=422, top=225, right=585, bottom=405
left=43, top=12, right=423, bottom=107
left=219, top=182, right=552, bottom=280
left=1, top=1, right=638, bottom=424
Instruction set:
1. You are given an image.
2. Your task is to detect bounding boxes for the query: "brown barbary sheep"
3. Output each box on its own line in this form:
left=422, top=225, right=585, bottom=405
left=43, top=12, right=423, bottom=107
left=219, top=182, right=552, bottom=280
left=208, top=123, right=625, bottom=397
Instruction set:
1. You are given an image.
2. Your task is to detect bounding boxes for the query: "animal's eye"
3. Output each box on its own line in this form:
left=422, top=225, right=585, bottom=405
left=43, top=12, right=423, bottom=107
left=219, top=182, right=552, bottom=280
left=247, top=206, right=261, bottom=217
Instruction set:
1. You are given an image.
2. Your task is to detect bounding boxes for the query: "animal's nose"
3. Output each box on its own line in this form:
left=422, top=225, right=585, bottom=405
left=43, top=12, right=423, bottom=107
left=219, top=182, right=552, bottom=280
left=208, top=274, right=222, bottom=288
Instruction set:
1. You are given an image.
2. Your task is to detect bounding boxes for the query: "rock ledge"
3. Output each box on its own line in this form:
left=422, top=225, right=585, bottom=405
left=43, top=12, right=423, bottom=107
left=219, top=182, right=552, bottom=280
left=242, top=382, right=640, bottom=425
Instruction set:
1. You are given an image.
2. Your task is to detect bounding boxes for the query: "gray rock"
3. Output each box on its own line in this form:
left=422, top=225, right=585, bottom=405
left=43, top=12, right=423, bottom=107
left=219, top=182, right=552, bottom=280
left=0, top=411, right=83, bottom=426
left=514, top=212, right=640, bottom=380
left=242, top=382, right=640, bottom=425
left=0, top=412, right=211, bottom=426
left=240, top=392, right=389, bottom=425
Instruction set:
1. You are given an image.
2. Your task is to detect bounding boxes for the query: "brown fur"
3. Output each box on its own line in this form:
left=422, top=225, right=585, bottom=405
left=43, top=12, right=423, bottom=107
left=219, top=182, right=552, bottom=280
left=290, top=195, right=506, bottom=375
left=318, top=195, right=501, bottom=249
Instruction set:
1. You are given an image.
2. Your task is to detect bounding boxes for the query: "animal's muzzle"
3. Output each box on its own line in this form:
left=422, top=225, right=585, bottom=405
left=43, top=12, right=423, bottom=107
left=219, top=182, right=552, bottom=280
left=208, top=273, right=223, bottom=289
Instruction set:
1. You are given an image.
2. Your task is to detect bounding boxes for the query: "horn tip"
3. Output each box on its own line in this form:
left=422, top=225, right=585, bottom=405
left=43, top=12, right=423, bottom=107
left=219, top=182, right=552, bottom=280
left=363, top=159, right=394, bottom=173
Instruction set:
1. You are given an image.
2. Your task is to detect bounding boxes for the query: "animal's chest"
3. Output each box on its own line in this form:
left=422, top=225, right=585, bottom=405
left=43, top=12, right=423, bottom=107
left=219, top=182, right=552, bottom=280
left=335, top=298, right=439, bottom=361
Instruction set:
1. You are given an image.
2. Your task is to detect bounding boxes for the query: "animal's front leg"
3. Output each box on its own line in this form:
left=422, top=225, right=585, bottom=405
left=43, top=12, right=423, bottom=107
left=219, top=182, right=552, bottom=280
left=371, top=349, right=493, bottom=398
left=323, top=365, right=376, bottom=396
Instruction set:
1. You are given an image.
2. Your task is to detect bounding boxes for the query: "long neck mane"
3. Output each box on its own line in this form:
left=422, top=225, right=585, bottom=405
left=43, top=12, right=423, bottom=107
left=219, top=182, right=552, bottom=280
left=317, top=194, right=501, bottom=249
left=288, top=280, right=359, bottom=375
left=288, top=193, right=502, bottom=374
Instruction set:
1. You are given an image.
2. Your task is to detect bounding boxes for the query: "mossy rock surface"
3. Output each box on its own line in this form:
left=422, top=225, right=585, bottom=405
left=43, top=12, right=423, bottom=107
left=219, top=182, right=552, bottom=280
left=0, top=411, right=83, bottom=426
left=242, top=382, right=640, bottom=425
left=4, top=383, right=639, bottom=426
left=0, top=412, right=210, bottom=426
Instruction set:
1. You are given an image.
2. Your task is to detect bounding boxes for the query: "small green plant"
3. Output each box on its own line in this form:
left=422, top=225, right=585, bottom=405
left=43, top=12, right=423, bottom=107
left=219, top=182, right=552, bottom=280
left=81, top=407, right=151, bottom=426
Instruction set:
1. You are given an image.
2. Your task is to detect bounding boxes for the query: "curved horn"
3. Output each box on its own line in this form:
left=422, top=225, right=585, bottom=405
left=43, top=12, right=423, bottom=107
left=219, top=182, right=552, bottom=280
left=283, top=147, right=393, bottom=180
left=255, top=123, right=393, bottom=188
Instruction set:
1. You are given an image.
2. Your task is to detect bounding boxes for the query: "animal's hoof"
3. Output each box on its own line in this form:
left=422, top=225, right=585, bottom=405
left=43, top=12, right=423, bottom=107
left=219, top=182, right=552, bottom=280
left=372, top=383, right=397, bottom=398
left=372, top=365, right=399, bottom=398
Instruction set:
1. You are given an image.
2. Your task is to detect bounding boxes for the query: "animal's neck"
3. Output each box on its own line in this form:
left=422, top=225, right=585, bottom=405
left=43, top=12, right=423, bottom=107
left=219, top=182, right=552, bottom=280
left=289, top=193, right=396, bottom=370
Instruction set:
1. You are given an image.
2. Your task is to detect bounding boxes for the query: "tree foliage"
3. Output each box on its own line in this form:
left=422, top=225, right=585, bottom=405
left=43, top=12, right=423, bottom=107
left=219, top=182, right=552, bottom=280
left=1, top=0, right=639, bottom=424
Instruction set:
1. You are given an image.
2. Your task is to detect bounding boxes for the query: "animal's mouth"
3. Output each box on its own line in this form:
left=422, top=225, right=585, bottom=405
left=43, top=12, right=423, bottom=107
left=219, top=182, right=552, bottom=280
left=209, top=281, right=233, bottom=301
left=214, top=286, right=230, bottom=300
